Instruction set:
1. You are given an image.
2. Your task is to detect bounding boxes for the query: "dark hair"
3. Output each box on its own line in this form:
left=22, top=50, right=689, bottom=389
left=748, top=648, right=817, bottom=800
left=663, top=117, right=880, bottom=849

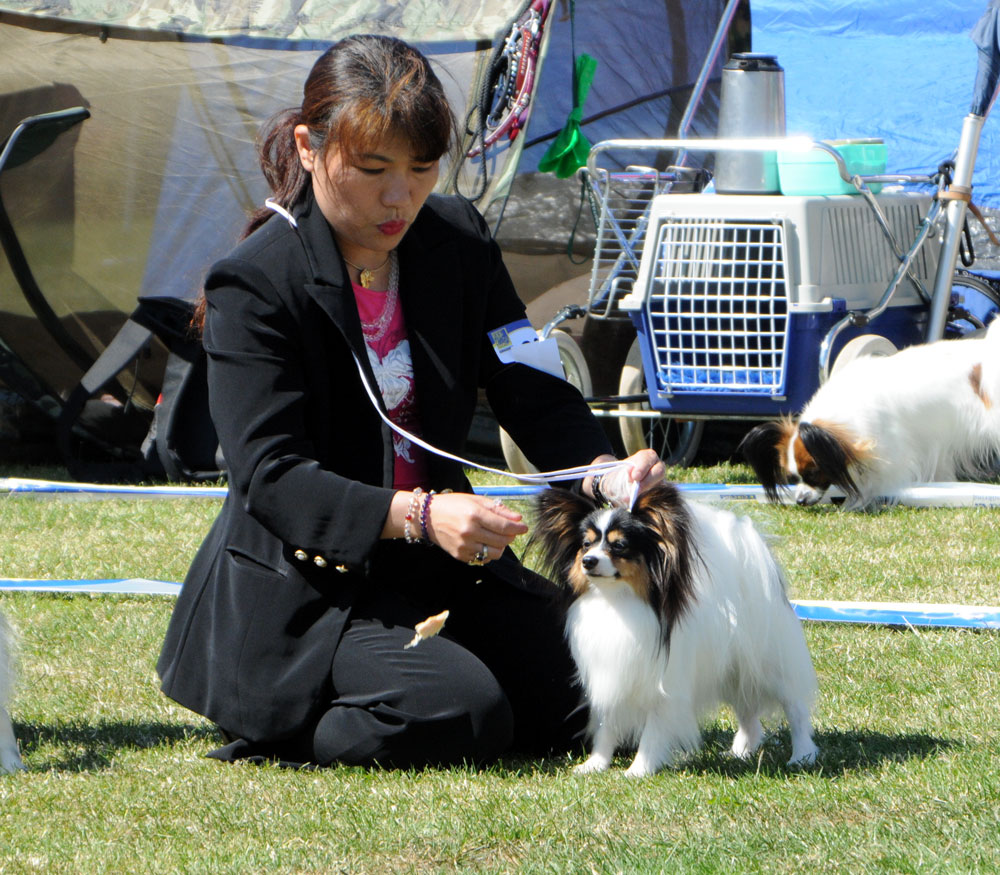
left=193, top=35, right=457, bottom=330
left=249, top=34, right=456, bottom=237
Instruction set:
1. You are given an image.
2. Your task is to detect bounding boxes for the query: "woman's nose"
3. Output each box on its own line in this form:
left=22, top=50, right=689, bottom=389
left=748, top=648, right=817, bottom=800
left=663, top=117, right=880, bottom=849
left=382, top=176, right=409, bottom=207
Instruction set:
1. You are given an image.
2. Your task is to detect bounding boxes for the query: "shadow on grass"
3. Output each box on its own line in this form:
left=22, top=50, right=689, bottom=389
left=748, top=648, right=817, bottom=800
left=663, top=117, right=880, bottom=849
left=14, top=719, right=220, bottom=772
left=495, top=726, right=959, bottom=779
left=12, top=719, right=958, bottom=777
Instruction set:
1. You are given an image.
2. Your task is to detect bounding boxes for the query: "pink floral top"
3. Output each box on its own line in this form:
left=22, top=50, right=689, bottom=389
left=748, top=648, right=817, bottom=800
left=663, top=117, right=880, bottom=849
left=352, top=281, right=428, bottom=490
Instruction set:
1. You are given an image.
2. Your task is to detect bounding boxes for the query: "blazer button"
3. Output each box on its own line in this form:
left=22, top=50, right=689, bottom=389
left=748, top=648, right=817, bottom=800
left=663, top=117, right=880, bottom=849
left=294, top=550, right=308, bottom=562
left=313, top=555, right=328, bottom=568
left=335, top=564, right=349, bottom=574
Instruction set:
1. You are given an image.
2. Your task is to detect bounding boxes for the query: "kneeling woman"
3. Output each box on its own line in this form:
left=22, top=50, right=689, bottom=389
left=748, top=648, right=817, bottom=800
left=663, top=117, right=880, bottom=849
left=157, top=34, right=663, bottom=768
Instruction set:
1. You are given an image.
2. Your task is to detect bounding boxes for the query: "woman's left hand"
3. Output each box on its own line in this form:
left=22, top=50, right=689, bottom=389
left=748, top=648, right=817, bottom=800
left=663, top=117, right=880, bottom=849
left=589, top=449, right=666, bottom=507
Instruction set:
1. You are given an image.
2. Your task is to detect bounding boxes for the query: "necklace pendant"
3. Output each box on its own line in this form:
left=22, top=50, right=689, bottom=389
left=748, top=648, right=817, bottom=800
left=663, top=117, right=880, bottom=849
left=359, top=268, right=375, bottom=289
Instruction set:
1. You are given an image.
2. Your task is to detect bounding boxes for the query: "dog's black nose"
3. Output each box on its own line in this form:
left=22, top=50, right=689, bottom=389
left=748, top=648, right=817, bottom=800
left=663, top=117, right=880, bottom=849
left=581, top=554, right=598, bottom=571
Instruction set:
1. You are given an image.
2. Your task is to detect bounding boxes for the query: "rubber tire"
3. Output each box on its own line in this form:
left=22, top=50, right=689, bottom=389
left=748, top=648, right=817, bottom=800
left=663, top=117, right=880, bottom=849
left=950, top=270, right=1000, bottom=336
left=830, top=334, right=898, bottom=377
left=617, top=338, right=704, bottom=467
left=499, top=329, right=593, bottom=475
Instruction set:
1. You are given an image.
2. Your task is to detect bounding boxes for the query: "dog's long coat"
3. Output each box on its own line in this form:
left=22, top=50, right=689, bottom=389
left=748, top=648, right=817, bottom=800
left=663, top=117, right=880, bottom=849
left=741, top=322, right=1000, bottom=509
left=533, top=484, right=818, bottom=777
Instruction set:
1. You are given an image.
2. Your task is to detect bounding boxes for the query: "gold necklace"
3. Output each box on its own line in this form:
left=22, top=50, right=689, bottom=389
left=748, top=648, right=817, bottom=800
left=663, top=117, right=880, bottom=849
left=360, top=252, right=400, bottom=344
left=343, top=253, right=390, bottom=289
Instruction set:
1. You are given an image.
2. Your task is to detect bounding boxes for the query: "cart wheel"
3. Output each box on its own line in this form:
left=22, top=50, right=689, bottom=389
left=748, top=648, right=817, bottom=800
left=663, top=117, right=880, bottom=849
left=617, top=338, right=703, bottom=467
left=499, top=329, right=593, bottom=474
left=949, top=270, right=1000, bottom=336
left=830, top=334, right=897, bottom=377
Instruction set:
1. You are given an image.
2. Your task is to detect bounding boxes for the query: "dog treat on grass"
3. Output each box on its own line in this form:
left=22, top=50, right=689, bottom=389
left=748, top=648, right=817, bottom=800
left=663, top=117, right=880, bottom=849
left=404, top=609, right=450, bottom=649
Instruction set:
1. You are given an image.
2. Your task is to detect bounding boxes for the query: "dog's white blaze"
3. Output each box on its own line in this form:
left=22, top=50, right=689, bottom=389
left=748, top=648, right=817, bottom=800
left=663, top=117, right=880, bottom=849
left=786, top=436, right=800, bottom=478
left=580, top=547, right=619, bottom=578
left=581, top=509, right=623, bottom=579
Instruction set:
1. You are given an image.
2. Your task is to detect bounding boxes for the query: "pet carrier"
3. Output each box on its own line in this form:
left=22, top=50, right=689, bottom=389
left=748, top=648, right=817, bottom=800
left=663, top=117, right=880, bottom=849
left=619, top=190, right=938, bottom=417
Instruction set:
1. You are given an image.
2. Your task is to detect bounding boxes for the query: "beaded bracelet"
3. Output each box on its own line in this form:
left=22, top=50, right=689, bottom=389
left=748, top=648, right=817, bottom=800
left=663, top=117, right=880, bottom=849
left=404, top=487, right=424, bottom=544
left=420, top=491, right=435, bottom=541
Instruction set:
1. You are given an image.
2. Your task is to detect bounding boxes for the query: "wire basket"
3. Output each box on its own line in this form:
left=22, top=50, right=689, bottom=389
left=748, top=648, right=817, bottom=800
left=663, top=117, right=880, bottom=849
left=586, top=167, right=678, bottom=319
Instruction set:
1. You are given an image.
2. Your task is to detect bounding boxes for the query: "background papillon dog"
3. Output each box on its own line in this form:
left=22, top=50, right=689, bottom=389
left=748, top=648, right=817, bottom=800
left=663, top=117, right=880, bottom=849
left=532, top=483, right=818, bottom=777
left=740, top=322, right=1000, bottom=510
left=1, top=613, right=24, bottom=774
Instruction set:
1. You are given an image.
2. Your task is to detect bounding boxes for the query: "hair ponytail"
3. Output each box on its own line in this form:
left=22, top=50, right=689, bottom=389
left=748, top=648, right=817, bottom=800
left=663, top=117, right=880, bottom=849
left=242, top=109, right=308, bottom=239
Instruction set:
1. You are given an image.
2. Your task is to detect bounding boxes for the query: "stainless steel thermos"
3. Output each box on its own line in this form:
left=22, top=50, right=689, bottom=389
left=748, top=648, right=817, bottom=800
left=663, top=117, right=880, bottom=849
left=715, top=53, right=786, bottom=194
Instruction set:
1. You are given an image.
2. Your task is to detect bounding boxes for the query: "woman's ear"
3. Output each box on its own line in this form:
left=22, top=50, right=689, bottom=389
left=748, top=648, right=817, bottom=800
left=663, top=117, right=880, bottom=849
left=293, top=124, right=316, bottom=172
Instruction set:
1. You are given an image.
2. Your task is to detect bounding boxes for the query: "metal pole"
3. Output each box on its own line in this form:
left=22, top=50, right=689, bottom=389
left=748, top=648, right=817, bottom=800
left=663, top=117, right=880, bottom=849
left=676, top=0, right=743, bottom=146
left=926, top=113, right=985, bottom=341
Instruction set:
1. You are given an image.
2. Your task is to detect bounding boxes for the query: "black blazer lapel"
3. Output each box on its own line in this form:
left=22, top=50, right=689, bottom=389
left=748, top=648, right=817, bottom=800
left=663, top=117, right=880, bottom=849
left=293, top=195, right=396, bottom=485
left=397, top=224, right=465, bottom=454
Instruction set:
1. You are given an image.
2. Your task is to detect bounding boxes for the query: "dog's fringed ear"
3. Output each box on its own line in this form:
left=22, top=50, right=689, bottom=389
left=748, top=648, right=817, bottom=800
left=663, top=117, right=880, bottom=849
left=631, top=483, right=698, bottom=641
left=797, top=421, right=863, bottom=502
left=529, top=488, right=596, bottom=583
left=738, top=421, right=790, bottom=501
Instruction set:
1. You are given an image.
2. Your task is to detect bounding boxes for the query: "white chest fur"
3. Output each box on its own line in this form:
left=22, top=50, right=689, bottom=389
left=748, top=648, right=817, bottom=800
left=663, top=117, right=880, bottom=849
left=565, top=584, right=667, bottom=730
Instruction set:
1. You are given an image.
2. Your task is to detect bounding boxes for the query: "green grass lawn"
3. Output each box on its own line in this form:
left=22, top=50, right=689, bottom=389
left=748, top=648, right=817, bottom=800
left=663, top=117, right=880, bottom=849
left=1, top=463, right=998, bottom=873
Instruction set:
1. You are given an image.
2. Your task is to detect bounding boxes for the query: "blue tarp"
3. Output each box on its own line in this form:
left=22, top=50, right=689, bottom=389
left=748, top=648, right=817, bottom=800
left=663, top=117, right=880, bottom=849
left=753, top=0, right=1000, bottom=206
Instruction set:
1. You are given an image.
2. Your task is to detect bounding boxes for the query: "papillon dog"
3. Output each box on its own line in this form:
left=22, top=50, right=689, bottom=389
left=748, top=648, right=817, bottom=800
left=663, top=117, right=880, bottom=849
left=740, top=322, right=1000, bottom=510
left=1, top=612, right=24, bottom=774
left=532, top=483, right=818, bottom=777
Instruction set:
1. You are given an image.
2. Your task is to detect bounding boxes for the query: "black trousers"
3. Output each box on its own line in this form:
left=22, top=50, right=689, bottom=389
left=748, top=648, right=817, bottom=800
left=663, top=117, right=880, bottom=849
left=212, top=545, right=588, bottom=768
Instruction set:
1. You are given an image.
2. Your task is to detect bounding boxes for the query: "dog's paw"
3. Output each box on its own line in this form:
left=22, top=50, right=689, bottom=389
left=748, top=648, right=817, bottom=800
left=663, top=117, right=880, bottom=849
left=0, top=748, right=24, bottom=775
left=787, top=743, right=819, bottom=767
left=731, top=724, right=764, bottom=760
left=573, top=754, right=610, bottom=775
left=624, top=757, right=660, bottom=778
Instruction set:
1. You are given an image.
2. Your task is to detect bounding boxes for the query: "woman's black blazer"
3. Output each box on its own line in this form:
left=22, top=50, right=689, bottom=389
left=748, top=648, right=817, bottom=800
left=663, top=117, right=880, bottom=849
left=157, top=190, right=612, bottom=741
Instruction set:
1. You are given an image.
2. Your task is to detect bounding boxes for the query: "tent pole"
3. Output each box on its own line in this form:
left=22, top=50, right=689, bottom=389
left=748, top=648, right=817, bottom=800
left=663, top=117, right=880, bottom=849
left=675, top=0, right=743, bottom=165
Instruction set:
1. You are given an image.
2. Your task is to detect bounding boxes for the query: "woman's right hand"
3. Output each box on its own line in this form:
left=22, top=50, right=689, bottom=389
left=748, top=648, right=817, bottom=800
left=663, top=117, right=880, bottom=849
left=384, top=490, right=527, bottom=564
left=424, top=492, right=528, bottom=564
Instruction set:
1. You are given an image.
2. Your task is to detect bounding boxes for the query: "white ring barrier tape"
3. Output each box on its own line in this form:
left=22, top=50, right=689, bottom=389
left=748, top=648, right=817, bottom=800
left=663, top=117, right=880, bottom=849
left=1, top=578, right=996, bottom=628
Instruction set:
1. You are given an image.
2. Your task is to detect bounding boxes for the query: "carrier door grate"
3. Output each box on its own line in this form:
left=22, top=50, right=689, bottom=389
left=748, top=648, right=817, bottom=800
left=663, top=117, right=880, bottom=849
left=643, top=218, right=789, bottom=394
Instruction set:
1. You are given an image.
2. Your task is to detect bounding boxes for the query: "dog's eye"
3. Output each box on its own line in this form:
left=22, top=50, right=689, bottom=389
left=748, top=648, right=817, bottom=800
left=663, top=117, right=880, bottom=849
left=581, top=537, right=593, bottom=549
left=609, top=538, right=628, bottom=555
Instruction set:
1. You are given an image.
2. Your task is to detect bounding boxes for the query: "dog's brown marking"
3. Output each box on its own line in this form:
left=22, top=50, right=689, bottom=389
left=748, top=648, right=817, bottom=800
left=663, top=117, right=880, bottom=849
left=810, top=419, right=874, bottom=463
left=606, top=530, right=652, bottom=604
left=791, top=431, right=824, bottom=487
left=567, top=554, right=590, bottom=597
left=970, top=363, right=992, bottom=409
left=567, top=525, right=602, bottom=597
left=774, top=418, right=795, bottom=463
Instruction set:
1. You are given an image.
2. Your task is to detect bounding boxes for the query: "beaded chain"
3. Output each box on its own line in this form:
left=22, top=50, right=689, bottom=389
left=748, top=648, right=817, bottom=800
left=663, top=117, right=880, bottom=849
left=404, top=487, right=424, bottom=544
left=404, top=487, right=438, bottom=544
left=359, top=251, right=399, bottom=344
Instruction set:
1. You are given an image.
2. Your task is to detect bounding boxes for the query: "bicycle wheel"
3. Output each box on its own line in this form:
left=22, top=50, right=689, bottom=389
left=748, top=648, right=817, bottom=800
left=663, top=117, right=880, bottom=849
left=617, top=338, right=704, bottom=466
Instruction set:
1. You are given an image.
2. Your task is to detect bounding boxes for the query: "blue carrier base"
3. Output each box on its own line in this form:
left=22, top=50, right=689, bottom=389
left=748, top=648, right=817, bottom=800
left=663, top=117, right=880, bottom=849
left=630, top=302, right=927, bottom=419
